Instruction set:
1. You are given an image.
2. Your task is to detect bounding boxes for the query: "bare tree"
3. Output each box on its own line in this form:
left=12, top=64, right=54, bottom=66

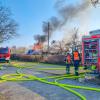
left=0, top=6, right=18, bottom=43
left=50, top=40, right=66, bottom=54
left=71, top=28, right=79, bottom=47
left=50, top=28, right=82, bottom=54
left=65, top=28, right=82, bottom=52
left=91, top=0, right=100, bottom=6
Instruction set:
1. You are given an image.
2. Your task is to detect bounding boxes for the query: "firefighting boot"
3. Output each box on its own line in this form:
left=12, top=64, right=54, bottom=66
left=75, top=70, right=79, bottom=76
left=66, top=68, right=70, bottom=74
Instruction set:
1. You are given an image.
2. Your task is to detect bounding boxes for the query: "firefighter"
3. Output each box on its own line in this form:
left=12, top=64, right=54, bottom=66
left=64, top=53, right=72, bottom=74
left=72, top=49, right=81, bottom=76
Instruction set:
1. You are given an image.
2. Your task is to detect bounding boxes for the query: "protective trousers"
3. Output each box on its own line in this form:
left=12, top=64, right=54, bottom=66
left=73, top=60, right=80, bottom=76
left=66, top=64, right=70, bottom=74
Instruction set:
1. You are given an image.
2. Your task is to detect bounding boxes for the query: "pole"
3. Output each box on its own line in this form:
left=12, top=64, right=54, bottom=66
left=48, top=22, right=50, bottom=54
left=43, top=21, right=50, bottom=54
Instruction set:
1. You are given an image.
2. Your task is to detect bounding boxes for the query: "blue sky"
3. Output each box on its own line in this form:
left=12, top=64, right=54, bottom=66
left=0, top=0, right=100, bottom=47
left=1, top=0, right=56, bottom=47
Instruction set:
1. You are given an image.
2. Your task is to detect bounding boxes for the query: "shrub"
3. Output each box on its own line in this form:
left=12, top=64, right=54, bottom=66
left=11, top=54, right=43, bottom=62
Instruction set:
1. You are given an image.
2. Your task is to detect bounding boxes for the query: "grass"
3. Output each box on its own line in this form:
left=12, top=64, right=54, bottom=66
left=0, top=60, right=90, bottom=74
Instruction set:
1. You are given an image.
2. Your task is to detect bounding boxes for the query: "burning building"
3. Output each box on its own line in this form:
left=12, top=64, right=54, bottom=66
left=33, top=43, right=43, bottom=51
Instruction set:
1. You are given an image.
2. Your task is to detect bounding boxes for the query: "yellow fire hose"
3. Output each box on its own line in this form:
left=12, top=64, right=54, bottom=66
left=0, top=63, right=100, bottom=100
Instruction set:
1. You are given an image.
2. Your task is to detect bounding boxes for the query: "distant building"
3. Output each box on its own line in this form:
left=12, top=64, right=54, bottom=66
left=11, top=46, right=27, bottom=54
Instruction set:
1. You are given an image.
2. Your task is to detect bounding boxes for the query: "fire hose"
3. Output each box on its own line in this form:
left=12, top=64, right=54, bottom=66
left=0, top=63, right=100, bottom=100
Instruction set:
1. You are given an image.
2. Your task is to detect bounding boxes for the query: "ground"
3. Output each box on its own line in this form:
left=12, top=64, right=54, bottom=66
left=0, top=61, right=100, bottom=100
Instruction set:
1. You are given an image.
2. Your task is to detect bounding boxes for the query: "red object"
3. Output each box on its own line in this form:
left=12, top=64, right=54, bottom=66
left=0, top=47, right=11, bottom=62
left=98, top=58, right=100, bottom=71
left=33, top=43, right=43, bottom=50
left=66, top=54, right=71, bottom=63
left=82, top=42, right=84, bottom=66
left=82, top=33, right=100, bottom=72
left=91, top=34, right=100, bottom=38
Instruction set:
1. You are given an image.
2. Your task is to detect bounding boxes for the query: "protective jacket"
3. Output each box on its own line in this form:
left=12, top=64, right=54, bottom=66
left=72, top=51, right=81, bottom=61
left=64, top=54, right=71, bottom=64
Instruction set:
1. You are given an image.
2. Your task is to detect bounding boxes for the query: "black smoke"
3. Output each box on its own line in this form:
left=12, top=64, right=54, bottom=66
left=42, top=0, right=90, bottom=37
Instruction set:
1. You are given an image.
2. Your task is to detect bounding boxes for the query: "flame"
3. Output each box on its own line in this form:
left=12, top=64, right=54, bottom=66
left=33, top=43, right=43, bottom=50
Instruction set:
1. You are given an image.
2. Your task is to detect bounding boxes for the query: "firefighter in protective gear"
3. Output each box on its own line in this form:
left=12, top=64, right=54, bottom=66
left=72, top=49, right=81, bottom=76
left=64, top=53, right=72, bottom=74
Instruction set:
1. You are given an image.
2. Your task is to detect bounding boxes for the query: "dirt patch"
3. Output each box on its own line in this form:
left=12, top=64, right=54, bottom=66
left=0, top=93, right=9, bottom=100
left=0, top=82, right=45, bottom=100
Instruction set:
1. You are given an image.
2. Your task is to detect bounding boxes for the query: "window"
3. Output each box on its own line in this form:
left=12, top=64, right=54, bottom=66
left=0, top=48, right=9, bottom=54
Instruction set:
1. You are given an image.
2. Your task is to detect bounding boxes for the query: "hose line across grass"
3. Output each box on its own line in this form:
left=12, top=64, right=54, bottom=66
left=0, top=63, right=100, bottom=100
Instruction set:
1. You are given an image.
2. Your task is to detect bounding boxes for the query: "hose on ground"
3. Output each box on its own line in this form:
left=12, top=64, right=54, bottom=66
left=0, top=63, right=100, bottom=100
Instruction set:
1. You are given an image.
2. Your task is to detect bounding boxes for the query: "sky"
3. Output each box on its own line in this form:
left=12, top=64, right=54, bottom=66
left=0, top=0, right=100, bottom=47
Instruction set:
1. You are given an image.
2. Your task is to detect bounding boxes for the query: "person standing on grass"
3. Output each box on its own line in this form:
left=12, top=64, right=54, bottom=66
left=64, top=53, right=72, bottom=74
left=72, top=49, right=81, bottom=76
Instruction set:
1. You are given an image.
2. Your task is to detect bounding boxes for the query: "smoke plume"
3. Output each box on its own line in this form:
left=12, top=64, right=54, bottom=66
left=42, top=0, right=90, bottom=37
left=34, top=34, right=46, bottom=43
